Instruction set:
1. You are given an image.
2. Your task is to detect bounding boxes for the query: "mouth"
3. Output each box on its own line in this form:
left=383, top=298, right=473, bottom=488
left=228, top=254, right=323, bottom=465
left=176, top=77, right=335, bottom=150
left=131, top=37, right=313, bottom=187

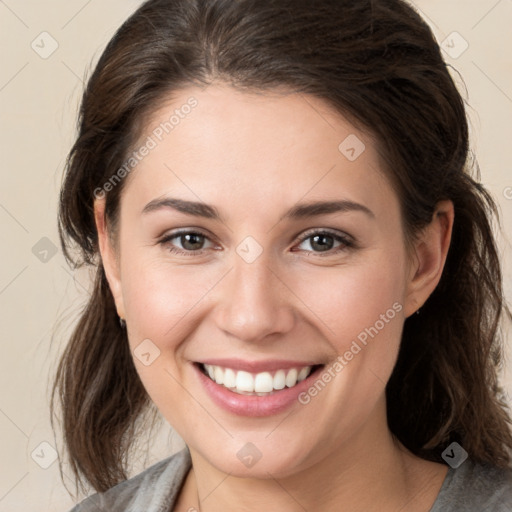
left=196, top=362, right=323, bottom=396
left=192, top=357, right=328, bottom=416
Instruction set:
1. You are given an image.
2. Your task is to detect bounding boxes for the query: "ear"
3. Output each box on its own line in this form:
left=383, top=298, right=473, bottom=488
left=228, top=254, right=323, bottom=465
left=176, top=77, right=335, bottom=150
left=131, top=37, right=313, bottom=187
left=403, top=200, right=454, bottom=318
left=94, top=198, right=125, bottom=319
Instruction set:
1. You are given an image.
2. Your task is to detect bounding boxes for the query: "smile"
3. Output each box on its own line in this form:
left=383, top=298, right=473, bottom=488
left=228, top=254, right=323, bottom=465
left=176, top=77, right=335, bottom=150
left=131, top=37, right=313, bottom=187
left=193, top=358, right=326, bottom=416
left=199, top=363, right=318, bottom=395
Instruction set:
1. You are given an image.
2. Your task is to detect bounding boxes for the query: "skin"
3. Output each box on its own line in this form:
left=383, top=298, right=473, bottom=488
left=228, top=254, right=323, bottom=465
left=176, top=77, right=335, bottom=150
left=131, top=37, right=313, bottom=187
left=95, top=82, right=454, bottom=511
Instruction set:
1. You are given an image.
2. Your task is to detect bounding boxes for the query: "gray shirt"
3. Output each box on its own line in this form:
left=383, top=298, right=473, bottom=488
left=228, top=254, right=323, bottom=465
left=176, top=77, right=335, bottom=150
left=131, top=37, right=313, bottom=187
left=68, top=448, right=512, bottom=511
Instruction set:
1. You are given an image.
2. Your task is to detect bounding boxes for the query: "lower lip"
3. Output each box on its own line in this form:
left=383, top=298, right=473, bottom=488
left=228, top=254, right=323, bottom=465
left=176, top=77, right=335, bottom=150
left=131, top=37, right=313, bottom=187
left=193, top=364, right=324, bottom=417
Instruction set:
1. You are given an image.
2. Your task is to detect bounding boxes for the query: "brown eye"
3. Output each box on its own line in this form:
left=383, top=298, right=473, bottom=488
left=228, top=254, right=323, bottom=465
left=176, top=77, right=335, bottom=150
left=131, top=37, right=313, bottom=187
left=293, top=230, right=354, bottom=256
left=179, top=232, right=206, bottom=251
left=159, top=230, right=216, bottom=256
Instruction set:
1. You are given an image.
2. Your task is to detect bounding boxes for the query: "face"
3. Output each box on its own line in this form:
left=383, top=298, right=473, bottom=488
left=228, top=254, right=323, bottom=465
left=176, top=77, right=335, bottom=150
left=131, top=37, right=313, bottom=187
left=98, top=83, right=422, bottom=479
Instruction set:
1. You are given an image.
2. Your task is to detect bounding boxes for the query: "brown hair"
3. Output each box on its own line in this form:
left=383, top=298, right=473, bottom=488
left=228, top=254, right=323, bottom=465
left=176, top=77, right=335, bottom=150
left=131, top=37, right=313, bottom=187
left=51, top=0, right=512, bottom=497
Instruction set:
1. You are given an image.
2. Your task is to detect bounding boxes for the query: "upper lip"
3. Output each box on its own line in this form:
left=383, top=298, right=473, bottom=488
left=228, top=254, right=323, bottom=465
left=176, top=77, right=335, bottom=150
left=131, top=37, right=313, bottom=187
left=195, top=358, right=324, bottom=373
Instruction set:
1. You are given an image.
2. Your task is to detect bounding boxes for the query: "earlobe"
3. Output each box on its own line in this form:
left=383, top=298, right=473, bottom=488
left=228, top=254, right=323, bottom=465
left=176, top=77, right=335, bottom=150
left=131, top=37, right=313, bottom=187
left=403, top=200, right=454, bottom=318
left=94, top=198, right=125, bottom=319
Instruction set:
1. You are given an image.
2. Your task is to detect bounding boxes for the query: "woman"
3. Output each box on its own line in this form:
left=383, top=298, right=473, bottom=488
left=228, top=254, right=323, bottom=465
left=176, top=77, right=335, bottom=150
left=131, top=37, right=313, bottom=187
left=52, top=0, right=512, bottom=510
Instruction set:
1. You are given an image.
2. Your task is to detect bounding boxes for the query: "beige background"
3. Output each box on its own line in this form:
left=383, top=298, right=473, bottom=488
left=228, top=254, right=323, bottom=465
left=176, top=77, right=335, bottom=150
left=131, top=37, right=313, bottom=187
left=0, top=1, right=511, bottom=510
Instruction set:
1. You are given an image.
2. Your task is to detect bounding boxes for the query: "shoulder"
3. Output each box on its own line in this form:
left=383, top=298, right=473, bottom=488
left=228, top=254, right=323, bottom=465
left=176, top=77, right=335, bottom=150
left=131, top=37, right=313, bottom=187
left=431, top=459, right=512, bottom=511
left=67, top=448, right=192, bottom=512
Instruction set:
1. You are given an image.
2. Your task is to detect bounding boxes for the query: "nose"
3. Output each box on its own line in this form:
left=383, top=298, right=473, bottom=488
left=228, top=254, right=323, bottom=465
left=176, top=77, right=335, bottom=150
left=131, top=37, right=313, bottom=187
left=212, top=252, right=296, bottom=343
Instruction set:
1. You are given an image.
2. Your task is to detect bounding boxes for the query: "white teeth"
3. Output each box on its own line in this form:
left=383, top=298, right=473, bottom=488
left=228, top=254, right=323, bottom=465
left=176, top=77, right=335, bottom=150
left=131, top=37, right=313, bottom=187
left=236, top=371, right=254, bottom=392
left=273, top=370, right=286, bottom=390
left=223, top=368, right=236, bottom=388
left=202, top=364, right=313, bottom=395
left=297, top=367, right=310, bottom=382
left=254, top=372, right=274, bottom=393
left=214, top=366, right=224, bottom=385
left=285, top=368, right=298, bottom=388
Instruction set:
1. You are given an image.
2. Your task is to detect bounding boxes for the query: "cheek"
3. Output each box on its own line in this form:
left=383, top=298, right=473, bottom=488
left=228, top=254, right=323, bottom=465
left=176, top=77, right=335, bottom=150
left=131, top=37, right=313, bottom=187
left=121, top=255, right=216, bottom=341
left=293, top=251, right=406, bottom=350
left=294, top=250, right=407, bottom=426
left=119, top=258, right=213, bottom=425
left=288, top=252, right=407, bottom=448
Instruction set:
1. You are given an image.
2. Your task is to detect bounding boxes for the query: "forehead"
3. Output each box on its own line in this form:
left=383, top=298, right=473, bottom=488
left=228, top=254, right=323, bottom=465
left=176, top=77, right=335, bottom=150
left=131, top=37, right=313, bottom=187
left=121, top=83, right=396, bottom=221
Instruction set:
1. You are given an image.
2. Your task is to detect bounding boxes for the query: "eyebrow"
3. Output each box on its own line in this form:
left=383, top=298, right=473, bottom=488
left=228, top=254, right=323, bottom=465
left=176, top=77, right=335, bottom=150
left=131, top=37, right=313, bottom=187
left=141, top=197, right=374, bottom=221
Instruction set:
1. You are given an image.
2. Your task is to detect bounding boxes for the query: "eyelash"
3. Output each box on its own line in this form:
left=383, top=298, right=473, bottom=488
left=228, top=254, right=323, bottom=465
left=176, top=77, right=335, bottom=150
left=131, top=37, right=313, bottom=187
left=158, top=228, right=355, bottom=258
